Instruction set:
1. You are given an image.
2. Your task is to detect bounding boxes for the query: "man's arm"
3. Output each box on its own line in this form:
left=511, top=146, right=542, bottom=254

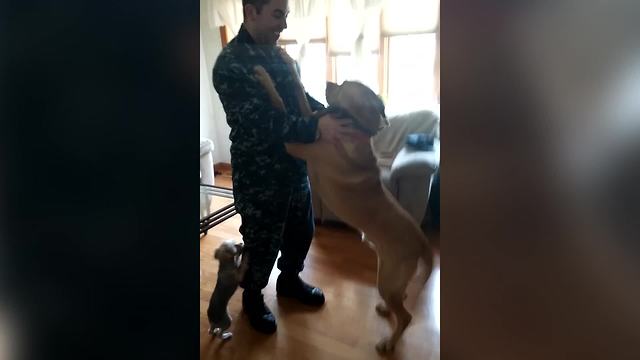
left=213, top=60, right=318, bottom=144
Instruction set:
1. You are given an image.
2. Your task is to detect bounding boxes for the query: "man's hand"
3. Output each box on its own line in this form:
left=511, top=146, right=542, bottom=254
left=316, top=113, right=369, bottom=144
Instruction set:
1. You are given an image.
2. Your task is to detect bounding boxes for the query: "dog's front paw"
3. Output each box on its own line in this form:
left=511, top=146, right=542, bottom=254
left=375, top=337, right=395, bottom=353
left=375, top=302, right=391, bottom=317
left=376, top=337, right=395, bottom=354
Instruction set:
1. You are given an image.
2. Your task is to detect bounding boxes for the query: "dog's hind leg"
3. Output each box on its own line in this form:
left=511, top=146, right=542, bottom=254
left=418, top=233, right=434, bottom=286
left=375, top=256, right=390, bottom=317
left=375, top=258, right=416, bottom=353
left=376, top=292, right=408, bottom=317
left=374, top=254, right=408, bottom=318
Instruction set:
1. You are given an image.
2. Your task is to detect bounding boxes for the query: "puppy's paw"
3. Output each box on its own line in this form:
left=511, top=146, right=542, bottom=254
left=253, top=66, right=274, bottom=87
left=253, top=65, right=285, bottom=111
left=375, top=302, right=391, bottom=317
left=375, top=337, right=395, bottom=353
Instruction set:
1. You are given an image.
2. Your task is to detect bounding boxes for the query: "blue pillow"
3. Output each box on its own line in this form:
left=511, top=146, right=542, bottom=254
left=406, top=133, right=434, bottom=150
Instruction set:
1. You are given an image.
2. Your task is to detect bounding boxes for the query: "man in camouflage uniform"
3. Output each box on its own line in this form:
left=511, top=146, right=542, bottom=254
left=212, top=0, right=356, bottom=334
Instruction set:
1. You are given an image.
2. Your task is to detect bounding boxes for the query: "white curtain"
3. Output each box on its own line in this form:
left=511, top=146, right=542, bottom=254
left=205, top=0, right=439, bottom=49
left=205, top=0, right=244, bottom=36
left=327, top=0, right=383, bottom=55
left=326, top=0, right=383, bottom=87
left=381, top=0, right=439, bottom=35
left=205, top=0, right=326, bottom=64
left=204, top=0, right=439, bottom=99
left=280, top=0, right=326, bottom=64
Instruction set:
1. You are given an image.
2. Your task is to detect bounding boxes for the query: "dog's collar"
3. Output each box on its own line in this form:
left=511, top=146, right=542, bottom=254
left=317, top=106, right=384, bottom=137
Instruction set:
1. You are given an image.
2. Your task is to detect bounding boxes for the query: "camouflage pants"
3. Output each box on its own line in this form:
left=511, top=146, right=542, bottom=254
left=234, top=180, right=315, bottom=291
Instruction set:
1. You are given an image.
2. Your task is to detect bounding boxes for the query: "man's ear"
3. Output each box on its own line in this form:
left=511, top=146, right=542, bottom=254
left=244, top=4, right=258, bottom=21
left=326, top=81, right=339, bottom=104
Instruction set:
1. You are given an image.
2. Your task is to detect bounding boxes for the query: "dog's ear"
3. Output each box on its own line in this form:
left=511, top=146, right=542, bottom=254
left=214, top=248, right=221, bottom=260
left=381, top=114, right=389, bottom=127
left=235, top=243, right=244, bottom=254
left=326, top=81, right=339, bottom=105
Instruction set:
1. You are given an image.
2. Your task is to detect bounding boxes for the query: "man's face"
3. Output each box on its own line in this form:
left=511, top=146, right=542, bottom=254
left=246, top=0, right=289, bottom=45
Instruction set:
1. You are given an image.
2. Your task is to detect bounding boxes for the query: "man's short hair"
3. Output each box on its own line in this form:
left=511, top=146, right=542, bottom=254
left=242, top=0, right=271, bottom=18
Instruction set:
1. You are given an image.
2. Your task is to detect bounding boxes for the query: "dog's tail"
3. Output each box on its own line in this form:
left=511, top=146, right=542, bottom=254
left=418, top=234, right=434, bottom=286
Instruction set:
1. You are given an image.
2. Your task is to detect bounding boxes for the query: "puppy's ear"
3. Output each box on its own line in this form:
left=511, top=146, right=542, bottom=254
left=235, top=243, right=244, bottom=253
left=326, top=81, right=339, bottom=105
left=214, top=248, right=221, bottom=260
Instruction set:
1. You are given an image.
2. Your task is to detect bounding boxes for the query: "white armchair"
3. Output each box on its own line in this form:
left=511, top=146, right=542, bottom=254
left=380, top=139, right=440, bottom=224
left=200, top=138, right=215, bottom=220
left=200, top=138, right=215, bottom=186
left=312, top=109, right=440, bottom=226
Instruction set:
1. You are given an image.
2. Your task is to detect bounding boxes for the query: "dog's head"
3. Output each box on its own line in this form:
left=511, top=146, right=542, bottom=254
left=326, top=81, right=389, bottom=136
left=214, top=240, right=243, bottom=262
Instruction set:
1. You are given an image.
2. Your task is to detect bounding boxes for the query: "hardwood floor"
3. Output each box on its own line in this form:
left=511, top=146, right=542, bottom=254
left=200, top=174, right=440, bottom=359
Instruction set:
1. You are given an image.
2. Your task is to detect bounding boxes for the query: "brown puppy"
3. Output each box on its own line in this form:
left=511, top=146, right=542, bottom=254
left=207, top=240, right=247, bottom=341
left=254, top=53, right=433, bottom=353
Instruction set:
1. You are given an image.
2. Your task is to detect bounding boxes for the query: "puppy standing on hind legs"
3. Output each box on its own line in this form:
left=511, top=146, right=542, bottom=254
left=207, top=240, right=248, bottom=340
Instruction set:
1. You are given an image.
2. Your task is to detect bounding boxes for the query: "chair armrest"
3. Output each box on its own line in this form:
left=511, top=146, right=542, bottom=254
left=387, top=146, right=440, bottom=224
left=390, top=147, right=439, bottom=181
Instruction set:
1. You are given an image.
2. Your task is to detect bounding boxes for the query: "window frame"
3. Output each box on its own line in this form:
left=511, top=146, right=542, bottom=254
left=218, top=11, right=440, bottom=105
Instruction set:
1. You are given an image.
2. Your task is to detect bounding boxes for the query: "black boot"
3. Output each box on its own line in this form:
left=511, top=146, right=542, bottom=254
left=276, top=272, right=325, bottom=307
left=242, top=290, right=277, bottom=334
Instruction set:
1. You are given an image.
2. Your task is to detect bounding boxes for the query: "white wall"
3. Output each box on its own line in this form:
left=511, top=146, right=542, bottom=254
left=200, top=2, right=232, bottom=164
left=199, top=33, right=215, bottom=150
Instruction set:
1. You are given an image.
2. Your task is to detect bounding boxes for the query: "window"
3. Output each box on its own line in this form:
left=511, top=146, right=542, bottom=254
left=266, top=0, right=439, bottom=113
left=290, top=34, right=437, bottom=112
left=281, top=42, right=328, bottom=105
left=215, top=0, right=440, bottom=112
left=334, top=52, right=379, bottom=95
left=281, top=32, right=437, bottom=113
left=386, top=33, right=438, bottom=113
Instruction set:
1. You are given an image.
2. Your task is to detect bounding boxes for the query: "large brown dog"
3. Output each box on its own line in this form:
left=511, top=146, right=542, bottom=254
left=254, top=51, right=433, bottom=353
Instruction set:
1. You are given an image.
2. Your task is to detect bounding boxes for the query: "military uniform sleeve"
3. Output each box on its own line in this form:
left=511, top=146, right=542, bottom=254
left=306, top=93, right=326, bottom=112
left=213, top=58, right=319, bottom=144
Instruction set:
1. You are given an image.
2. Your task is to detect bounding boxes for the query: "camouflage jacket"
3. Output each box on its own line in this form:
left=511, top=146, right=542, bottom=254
left=212, top=25, right=325, bottom=192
